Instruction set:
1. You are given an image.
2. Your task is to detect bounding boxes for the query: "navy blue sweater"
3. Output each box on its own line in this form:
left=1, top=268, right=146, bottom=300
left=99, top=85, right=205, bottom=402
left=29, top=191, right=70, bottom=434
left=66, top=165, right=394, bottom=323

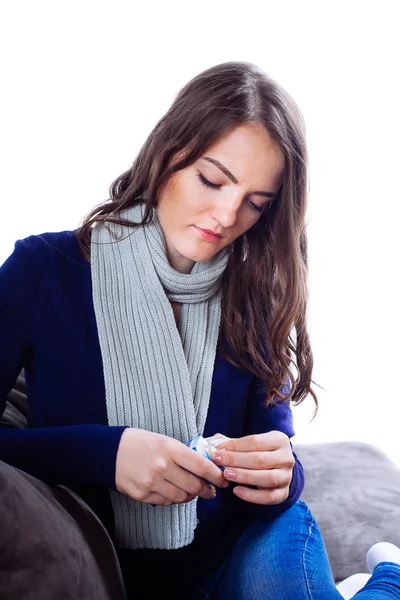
left=0, top=230, right=304, bottom=560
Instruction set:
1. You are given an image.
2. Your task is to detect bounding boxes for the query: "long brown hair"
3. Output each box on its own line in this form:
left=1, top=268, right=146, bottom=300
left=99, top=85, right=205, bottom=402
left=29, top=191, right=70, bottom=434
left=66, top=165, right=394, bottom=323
left=77, top=61, right=319, bottom=412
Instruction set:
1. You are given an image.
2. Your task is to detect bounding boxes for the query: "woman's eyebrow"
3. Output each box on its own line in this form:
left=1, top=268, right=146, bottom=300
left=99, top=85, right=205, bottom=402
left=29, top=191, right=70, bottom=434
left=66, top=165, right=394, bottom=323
left=202, top=156, right=278, bottom=198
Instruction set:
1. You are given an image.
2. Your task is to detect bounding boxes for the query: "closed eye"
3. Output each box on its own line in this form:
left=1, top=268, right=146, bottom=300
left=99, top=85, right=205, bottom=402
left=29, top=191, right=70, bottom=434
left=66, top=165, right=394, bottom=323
left=197, top=172, right=264, bottom=213
left=248, top=200, right=263, bottom=213
left=197, top=172, right=221, bottom=189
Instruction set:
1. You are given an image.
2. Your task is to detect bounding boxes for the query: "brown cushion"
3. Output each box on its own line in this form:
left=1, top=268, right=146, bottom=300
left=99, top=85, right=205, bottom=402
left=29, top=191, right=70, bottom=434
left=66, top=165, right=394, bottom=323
left=0, top=460, right=126, bottom=600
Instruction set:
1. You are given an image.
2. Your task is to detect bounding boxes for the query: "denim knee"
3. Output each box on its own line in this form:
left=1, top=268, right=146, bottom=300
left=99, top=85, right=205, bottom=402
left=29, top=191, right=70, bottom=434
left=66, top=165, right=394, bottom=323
left=205, top=500, right=338, bottom=600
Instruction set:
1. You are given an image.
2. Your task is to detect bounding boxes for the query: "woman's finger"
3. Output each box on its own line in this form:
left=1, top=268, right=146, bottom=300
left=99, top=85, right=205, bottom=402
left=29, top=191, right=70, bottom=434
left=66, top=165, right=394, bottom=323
left=223, top=467, right=292, bottom=489
left=144, top=493, right=174, bottom=506
left=174, top=443, right=228, bottom=489
left=212, top=447, right=293, bottom=470
left=232, top=484, right=290, bottom=505
left=165, top=463, right=217, bottom=500
left=215, top=431, right=289, bottom=452
left=133, top=480, right=197, bottom=505
left=156, top=480, right=199, bottom=504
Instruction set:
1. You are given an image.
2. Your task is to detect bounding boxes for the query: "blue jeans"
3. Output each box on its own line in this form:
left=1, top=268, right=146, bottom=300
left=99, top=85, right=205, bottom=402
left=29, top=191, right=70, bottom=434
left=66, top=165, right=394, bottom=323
left=193, top=500, right=400, bottom=600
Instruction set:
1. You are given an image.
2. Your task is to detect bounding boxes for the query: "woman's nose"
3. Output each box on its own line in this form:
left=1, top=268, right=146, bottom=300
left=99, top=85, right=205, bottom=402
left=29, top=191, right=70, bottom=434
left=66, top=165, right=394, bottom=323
left=211, top=194, right=242, bottom=229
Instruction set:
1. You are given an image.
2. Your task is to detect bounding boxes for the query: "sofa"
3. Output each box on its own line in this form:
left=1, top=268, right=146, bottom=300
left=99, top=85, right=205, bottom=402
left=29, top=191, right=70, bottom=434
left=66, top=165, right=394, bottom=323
left=2, top=373, right=400, bottom=599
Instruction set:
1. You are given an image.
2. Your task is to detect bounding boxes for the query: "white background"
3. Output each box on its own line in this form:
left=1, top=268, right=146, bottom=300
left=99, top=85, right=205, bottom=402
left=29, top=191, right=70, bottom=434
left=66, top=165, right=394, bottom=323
left=1, top=2, right=399, bottom=463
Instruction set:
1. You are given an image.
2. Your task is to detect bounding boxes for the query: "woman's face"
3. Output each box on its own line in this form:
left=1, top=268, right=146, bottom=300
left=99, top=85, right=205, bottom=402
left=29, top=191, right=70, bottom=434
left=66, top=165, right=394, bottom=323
left=156, top=123, right=285, bottom=273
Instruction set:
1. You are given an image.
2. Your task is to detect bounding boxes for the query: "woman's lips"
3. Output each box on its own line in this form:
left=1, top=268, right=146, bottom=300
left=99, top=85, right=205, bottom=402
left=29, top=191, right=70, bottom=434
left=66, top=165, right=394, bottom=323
left=193, top=226, right=223, bottom=242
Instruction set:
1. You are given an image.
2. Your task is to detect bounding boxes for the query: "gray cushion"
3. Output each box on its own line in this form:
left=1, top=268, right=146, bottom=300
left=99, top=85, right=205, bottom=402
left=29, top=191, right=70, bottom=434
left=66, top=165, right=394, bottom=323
left=294, top=442, right=400, bottom=583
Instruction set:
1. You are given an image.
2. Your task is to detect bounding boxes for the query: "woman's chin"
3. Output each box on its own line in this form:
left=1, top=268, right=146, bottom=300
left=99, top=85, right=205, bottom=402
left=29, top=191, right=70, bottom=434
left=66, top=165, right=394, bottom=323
left=177, top=239, right=223, bottom=262
left=185, top=248, right=221, bottom=263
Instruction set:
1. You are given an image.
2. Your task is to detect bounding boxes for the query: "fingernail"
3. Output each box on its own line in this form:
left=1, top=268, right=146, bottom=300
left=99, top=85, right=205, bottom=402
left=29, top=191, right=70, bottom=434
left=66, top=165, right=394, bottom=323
left=212, top=454, right=221, bottom=464
left=225, top=469, right=236, bottom=480
left=222, top=480, right=230, bottom=488
left=208, top=486, right=216, bottom=498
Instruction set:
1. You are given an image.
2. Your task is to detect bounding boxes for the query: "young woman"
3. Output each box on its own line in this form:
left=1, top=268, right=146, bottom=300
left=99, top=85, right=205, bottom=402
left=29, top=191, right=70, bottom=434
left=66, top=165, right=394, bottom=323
left=1, top=61, right=400, bottom=599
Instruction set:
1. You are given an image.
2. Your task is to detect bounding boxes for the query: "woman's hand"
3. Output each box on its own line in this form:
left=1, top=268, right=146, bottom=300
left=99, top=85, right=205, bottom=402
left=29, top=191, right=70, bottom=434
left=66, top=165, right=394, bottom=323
left=115, top=428, right=229, bottom=506
left=210, top=431, right=295, bottom=505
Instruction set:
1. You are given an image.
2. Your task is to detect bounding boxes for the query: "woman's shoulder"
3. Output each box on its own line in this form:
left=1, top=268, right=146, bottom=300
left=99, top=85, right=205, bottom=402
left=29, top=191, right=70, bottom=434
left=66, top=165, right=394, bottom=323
left=0, top=230, right=87, bottom=298
left=5, top=229, right=87, bottom=269
left=0, top=229, right=88, bottom=320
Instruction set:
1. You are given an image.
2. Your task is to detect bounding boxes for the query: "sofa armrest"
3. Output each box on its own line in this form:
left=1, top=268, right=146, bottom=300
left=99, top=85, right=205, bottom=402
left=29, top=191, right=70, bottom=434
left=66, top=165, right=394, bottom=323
left=0, top=460, right=127, bottom=599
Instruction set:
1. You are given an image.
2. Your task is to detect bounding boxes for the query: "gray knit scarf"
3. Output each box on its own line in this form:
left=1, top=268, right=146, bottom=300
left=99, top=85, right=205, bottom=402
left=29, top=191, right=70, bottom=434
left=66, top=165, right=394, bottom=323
left=90, top=202, right=230, bottom=549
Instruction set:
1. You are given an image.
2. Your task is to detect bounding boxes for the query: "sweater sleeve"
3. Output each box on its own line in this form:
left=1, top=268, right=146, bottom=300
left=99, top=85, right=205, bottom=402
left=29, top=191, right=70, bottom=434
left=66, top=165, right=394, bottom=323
left=241, top=375, right=304, bottom=518
left=0, top=237, right=127, bottom=490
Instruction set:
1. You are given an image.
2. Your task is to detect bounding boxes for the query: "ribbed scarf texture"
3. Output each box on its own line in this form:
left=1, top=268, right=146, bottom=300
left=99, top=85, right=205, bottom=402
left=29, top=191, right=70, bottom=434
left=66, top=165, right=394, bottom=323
left=90, top=202, right=230, bottom=549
